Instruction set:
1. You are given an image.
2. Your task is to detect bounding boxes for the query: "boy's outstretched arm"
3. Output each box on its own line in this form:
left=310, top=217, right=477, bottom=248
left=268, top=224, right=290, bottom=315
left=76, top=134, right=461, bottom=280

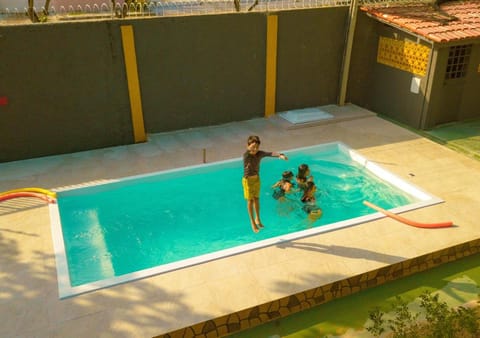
left=273, top=152, right=288, bottom=160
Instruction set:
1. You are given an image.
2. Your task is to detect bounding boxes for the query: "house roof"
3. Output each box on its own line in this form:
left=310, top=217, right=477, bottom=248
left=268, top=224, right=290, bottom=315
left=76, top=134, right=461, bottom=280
left=360, top=0, right=480, bottom=43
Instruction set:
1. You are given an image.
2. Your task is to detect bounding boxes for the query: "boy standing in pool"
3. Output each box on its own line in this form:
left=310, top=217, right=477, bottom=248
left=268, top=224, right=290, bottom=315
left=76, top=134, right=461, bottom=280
left=242, top=135, right=288, bottom=233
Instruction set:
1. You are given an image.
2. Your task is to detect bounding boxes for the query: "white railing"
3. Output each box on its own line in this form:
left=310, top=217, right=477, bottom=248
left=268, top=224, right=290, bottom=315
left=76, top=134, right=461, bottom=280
left=0, top=0, right=434, bottom=23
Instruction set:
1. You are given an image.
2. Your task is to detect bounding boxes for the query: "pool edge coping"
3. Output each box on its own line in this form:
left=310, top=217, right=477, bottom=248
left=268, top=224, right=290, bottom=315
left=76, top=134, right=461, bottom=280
left=48, top=141, right=445, bottom=299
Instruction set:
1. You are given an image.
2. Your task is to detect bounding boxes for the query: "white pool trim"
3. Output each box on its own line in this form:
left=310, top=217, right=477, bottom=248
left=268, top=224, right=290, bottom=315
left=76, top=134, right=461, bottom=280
left=49, top=142, right=443, bottom=299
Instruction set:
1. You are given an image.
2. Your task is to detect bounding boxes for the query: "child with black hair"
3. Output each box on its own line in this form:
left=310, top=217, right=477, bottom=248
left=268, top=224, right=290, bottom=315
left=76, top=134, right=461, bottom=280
left=296, top=163, right=314, bottom=191
left=272, top=170, right=295, bottom=200
left=301, top=181, right=323, bottom=221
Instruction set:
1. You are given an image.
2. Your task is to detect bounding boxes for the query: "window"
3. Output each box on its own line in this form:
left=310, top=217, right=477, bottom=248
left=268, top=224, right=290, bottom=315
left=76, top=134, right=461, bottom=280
left=445, top=44, right=472, bottom=79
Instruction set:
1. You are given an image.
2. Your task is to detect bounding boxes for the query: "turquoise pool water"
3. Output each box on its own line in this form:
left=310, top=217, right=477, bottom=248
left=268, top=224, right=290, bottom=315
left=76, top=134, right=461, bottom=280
left=49, top=142, right=441, bottom=298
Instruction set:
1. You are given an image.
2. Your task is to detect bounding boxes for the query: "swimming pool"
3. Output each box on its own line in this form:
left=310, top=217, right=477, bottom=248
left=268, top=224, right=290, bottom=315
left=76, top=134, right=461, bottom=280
left=49, top=142, right=443, bottom=298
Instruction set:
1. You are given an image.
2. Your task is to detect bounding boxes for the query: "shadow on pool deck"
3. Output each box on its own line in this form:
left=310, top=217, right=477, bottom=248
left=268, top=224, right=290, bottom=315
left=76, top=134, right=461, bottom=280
left=275, top=241, right=405, bottom=263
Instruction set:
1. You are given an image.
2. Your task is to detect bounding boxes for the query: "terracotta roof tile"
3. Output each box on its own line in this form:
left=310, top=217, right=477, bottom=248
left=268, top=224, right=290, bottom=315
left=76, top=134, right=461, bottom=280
left=360, top=0, right=480, bottom=43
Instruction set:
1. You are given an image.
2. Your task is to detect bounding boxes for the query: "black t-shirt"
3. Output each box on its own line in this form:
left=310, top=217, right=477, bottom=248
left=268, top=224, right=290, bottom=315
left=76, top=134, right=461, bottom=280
left=243, top=150, right=273, bottom=178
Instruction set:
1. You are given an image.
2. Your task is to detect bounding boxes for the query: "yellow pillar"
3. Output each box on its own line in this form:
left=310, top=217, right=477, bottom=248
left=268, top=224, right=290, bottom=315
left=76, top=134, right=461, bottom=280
left=265, top=14, right=278, bottom=118
left=120, top=25, right=146, bottom=143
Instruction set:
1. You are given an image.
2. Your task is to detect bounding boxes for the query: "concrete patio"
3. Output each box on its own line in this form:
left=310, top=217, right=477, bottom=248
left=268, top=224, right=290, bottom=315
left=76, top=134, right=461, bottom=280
left=1, top=104, right=480, bottom=337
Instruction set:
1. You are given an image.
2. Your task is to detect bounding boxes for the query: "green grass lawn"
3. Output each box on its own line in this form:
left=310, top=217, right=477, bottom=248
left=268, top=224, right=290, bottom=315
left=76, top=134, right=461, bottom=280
left=230, top=253, right=480, bottom=338
left=378, top=116, right=480, bottom=161
left=423, top=119, right=480, bottom=161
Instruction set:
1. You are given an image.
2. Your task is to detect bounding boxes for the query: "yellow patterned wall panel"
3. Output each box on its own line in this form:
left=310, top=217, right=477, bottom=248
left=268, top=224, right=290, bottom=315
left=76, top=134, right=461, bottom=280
left=377, top=37, right=430, bottom=76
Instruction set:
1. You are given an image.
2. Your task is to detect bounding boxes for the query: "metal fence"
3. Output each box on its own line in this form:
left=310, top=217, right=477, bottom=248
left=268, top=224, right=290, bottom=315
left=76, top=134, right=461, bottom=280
left=0, top=0, right=432, bottom=23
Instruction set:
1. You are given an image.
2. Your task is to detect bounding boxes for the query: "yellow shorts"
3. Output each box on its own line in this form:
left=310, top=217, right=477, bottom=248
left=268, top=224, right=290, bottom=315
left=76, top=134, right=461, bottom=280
left=242, top=176, right=260, bottom=200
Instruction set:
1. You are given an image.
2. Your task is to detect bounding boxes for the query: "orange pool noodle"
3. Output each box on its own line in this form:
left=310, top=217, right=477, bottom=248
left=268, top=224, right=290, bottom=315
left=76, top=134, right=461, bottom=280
left=0, top=191, right=56, bottom=204
left=363, top=201, right=453, bottom=228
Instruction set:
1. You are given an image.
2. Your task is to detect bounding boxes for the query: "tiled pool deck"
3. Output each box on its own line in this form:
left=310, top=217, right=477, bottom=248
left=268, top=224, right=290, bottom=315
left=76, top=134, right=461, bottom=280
left=1, top=104, right=480, bottom=337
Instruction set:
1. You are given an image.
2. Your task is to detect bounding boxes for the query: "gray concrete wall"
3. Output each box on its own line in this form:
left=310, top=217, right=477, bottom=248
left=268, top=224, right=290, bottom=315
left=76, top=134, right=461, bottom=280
left=350, top=11, right=480, bottom=130
left=459, top=43, right=480, bottom=121
left=346, top=11, right=377, bottom=110
left=3, top=8, right=476, bottom=162
left=136, top=8, right=349, bottom=133
left=0, top=9, right=350, bottom=162
left=350, top=17, right=432, bottom=129
left=276, top=7, right=348, bottom=111
left=424, top=43, right=480, bottom=128
left=0, top=21, right=134, bottom=162
left=133, top=14, right=266, bottom=133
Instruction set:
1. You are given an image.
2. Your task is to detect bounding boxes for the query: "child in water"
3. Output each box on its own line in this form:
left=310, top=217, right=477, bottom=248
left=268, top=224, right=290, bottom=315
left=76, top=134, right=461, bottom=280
left=300, top=181, right=323, bottom=221
left=296, top=163, right=314, bottom=191
left=242, top=135, right=288, bottom=233
left=272, top=170, right=295, bottom=200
